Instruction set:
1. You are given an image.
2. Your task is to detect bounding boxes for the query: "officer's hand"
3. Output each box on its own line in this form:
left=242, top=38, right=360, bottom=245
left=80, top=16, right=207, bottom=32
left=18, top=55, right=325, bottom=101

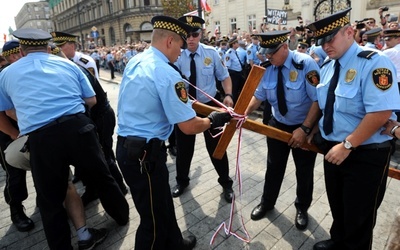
left=208, top=111, right=232, bottom=129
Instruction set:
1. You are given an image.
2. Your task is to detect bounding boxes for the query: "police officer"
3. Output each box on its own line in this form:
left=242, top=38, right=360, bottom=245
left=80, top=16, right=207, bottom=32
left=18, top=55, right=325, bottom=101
left=245, top=31, right=320, bottom=230
left=51, top=31, right=100, bottom=81
left=225, top=37, right=245, bottom=103
left=172, top=15, right=235, bottom=203
left=363, top=27, right=383, bottom=51
left=52, top=33, right=128, bottom=205
left=246, top=35, right=261, bottom=67
left=0, top=28, right=129, bottom=249
left=116, top=15, right=232, bottom=249
left=0, top=40, right=34, bottom=232
left=306, top=8, right=400, bottom=249
left=90, top=49, right=101, bottom=75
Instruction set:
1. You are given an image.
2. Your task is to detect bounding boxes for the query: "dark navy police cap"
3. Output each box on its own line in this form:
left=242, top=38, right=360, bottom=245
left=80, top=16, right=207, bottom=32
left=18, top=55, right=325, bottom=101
left=307, top=8, right=351, bottom=46
left=2, top=40, right=20, bottom=57
left=255, top=30, right=290, bottom=54
left=151, top=15, right=192, bottom=49
left=178, top=15, right=205, bottom=32
left=51, top=31, right=79, bottom=46
left=365, top=27, right=382, bottom=37
left=12, top=28, right=52, bottom=46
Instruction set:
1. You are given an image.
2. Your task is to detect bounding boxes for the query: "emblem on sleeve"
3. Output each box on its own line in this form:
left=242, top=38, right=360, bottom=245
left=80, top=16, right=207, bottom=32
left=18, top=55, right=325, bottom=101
left=372, top=68, right=393, bottom=91
left=305, top=70, right=320, bottom=86
left=87, top=67, right=95, bottom=77
left=247, top=50, right=251, bottom=55
left=345, top=69, right=356, bottom=83
left=175, top=82, right=188, bottom=103
left=225, top=56, right=230, bottom=61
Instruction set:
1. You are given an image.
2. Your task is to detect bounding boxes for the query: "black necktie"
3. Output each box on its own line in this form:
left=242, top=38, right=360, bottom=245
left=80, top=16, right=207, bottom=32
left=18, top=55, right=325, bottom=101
left=323, top=61, right=340, bottom=135
left=277, top=65, right=287, bottom=116
left=189, top=53, right=197, bottom=98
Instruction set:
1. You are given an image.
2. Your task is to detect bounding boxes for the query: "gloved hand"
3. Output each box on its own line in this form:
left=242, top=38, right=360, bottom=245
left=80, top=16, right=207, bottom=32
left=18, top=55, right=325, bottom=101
left=208, top=111, right=232, bottom=129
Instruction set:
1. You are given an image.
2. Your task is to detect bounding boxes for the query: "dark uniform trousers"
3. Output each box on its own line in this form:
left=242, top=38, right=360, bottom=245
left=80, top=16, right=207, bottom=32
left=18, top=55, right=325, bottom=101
left=29, top=114, right=129, bottom=250
left=228, top=69, right=245, bottom=104
left=116, top=136, right=184, bottom=249
left=0, top=133, right=28, bottom=205
left=323, top=141, right=390, bottom=249
left=262, top=117, right=316, bottom=211
left=175, top=100, right=233, bottom=189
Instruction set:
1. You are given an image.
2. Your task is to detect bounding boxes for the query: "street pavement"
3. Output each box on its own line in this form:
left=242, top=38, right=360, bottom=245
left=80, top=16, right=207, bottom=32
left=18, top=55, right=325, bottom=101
left=1, top=67, right=400, bottom=249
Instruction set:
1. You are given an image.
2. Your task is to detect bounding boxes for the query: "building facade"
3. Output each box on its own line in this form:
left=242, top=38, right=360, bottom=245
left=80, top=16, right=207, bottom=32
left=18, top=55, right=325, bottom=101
left=12, top=0, right=400, bottom=49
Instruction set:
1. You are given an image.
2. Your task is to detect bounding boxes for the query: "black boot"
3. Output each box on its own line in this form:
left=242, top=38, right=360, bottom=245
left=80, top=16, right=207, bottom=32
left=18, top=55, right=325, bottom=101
left=10, top=204, right=34, bottom=232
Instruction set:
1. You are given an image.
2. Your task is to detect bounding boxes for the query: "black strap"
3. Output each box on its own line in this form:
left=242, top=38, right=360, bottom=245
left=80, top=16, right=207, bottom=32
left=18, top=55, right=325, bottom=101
left=189, top=53, right=197, bottom=98
left=277, top=66, right=288, bottom=116
left=323, top=60, right=340, bottom=135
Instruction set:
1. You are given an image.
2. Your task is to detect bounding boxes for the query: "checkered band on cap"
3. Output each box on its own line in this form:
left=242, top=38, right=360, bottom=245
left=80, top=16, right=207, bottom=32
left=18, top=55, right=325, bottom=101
left=2, top=47, right=20, bottom=57
left=19, top=39, right=49, bottom=46
left=313, top=15, right=349, bottom=38
left=51, top=32, right=78, bottom=44
left=185, top=16, right=202, bottom=29
left=153, top=20, right=188, bottom=38
left=258, top=34, right=287, bottom=47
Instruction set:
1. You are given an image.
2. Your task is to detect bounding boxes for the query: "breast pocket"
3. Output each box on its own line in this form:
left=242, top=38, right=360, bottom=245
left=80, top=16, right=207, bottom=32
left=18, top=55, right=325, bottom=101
left=335, top=83, right=361, bottom=114
left=201, top=66, right=214, bottom=83
left=265, top=82, right=277, bottom=103
left=285, top=81, right=304, bottom=103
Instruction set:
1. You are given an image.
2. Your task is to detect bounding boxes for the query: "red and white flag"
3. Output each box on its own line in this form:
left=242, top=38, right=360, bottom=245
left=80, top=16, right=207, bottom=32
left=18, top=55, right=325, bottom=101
left=201, top=0, right=212, bottom=12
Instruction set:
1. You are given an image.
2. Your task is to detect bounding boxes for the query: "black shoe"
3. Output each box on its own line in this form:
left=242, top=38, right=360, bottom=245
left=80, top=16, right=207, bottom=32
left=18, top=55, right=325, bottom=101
left=172, top=184, right=188, bottom=197
left=81, top=191, right=99, bottom=207
left=295, top=208, right=308, bottom=230
left=168, top=146, right=177, bottom=156
left=78, top=228, right=108, bottom=250
left=223, top=187, right=234, bottom=203
left=10, top=204, right=34, bottom=232
left=313, top=239, right=336, bottom=250
left=250, top=203, right=274, bottom=221
left=181, top=235, right=196, bottom=250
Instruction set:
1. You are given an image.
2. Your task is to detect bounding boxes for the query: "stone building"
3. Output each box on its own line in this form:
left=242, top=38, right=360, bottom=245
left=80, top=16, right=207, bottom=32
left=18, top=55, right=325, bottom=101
left=12, top=0, right=400, bottom=49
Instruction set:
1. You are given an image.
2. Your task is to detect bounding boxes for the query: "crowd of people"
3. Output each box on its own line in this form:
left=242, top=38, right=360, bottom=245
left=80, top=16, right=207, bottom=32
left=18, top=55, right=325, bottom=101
left=0, top=5, right=400, bottom=250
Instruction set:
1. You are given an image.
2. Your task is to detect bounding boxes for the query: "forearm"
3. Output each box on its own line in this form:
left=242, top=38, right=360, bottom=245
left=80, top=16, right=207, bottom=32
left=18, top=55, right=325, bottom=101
left=177, top=116, right=211, bottom=135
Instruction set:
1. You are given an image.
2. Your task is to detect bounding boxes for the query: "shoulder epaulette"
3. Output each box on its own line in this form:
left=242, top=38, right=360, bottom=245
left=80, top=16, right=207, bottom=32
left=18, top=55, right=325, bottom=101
left=260, top=61, right=272, bottom=68
left=320, top=59, right=332, bottom=69
left=291, top=59, right=304, bottom=70
left=79, top=57, right=89, bottom=64
left=357, top=50, right=377, bottom=59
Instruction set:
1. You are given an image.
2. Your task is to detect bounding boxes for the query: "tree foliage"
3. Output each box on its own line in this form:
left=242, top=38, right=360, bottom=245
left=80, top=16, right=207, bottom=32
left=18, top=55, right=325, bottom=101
left=161, top=0, right=195, bottom=18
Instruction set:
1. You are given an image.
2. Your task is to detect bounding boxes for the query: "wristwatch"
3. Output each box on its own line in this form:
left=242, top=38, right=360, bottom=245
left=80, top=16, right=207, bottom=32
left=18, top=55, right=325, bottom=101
left=300, top=124, right=311, bottom=135
left=342, top=139, right=355, bottom=150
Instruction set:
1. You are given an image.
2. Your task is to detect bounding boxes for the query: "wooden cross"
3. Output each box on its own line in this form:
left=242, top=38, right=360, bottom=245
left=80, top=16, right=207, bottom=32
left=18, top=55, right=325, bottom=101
left=192, top=65, right=400, bottom=180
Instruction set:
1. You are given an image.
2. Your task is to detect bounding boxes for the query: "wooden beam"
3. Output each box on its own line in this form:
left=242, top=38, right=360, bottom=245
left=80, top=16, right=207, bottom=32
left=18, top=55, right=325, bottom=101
left=212, top=65, right=266, bottom=159
left=192, top=101, right=400, bottom=180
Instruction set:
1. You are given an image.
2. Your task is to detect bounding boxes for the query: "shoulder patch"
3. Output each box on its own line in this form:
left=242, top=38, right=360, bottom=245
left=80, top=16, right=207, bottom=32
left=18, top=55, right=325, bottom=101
left=372, top=68, right=393, bottom=91
left=291, top=59, right=304, bottom=70
left=175, top=82, right=188, bottom=103
left=357, top=50, right=377, bottom=59
left=87, top=67, right=95, bottom=77
left=79, top=57, right=89, bottom=64
left=225, top=56, right=230, bottom=61
left=306, top=70, right=320, bottom=86
left=247, top=50, right=251, bottom=55
left=260, top=61, right=272, bottom=68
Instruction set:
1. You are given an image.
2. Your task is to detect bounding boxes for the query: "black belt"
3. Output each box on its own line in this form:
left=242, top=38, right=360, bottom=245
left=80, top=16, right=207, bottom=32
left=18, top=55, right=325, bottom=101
left=35, top=113, right=86, bottom=132
left=326, top=140, right=391, bottom=150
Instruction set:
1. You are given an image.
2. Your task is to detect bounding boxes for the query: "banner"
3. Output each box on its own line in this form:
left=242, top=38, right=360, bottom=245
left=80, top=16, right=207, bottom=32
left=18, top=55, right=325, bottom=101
left=266, top=9, right=288, bottom=25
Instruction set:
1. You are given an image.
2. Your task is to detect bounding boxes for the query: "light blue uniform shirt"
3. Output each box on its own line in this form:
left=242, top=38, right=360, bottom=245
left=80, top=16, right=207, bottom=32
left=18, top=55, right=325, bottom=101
left=236, top=47, right=247, bottom=66
left=117, top=46, right=196, bottom=141
left=246, top=43, right=260, bottom=65
left=254, top=50, right=319, bottom=125
left=317, top=42, right=400, bottom=144
left=175, top=43, right=229, bottom=103
left=309, top=45, right=328, bottom=67
left=0, top=52, right=94, bottom=135
left=225, top=48, right=242, bottom=72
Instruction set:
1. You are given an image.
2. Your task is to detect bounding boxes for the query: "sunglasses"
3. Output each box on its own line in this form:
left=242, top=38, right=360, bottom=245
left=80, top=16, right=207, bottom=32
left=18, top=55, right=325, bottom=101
left=298, top=46, right=307, bottom=49
left=266, top=43, right=284, bottom=58
left=187, top=32, right=201, bottom=38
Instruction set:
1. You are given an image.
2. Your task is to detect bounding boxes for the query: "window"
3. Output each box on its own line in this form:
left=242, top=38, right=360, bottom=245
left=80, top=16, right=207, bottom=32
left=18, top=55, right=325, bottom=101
left=144, top=0, right=150, bottom=6
left=214, top=0, right=219, bottom=5
left=248, top=14, right=256, bottom=31
left=230, top=18, right=237, bottom=33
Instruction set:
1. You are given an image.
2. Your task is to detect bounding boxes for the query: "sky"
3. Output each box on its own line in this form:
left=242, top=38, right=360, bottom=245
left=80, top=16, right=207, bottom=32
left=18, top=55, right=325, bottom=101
left=1, top=0, right=35, bottom=45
